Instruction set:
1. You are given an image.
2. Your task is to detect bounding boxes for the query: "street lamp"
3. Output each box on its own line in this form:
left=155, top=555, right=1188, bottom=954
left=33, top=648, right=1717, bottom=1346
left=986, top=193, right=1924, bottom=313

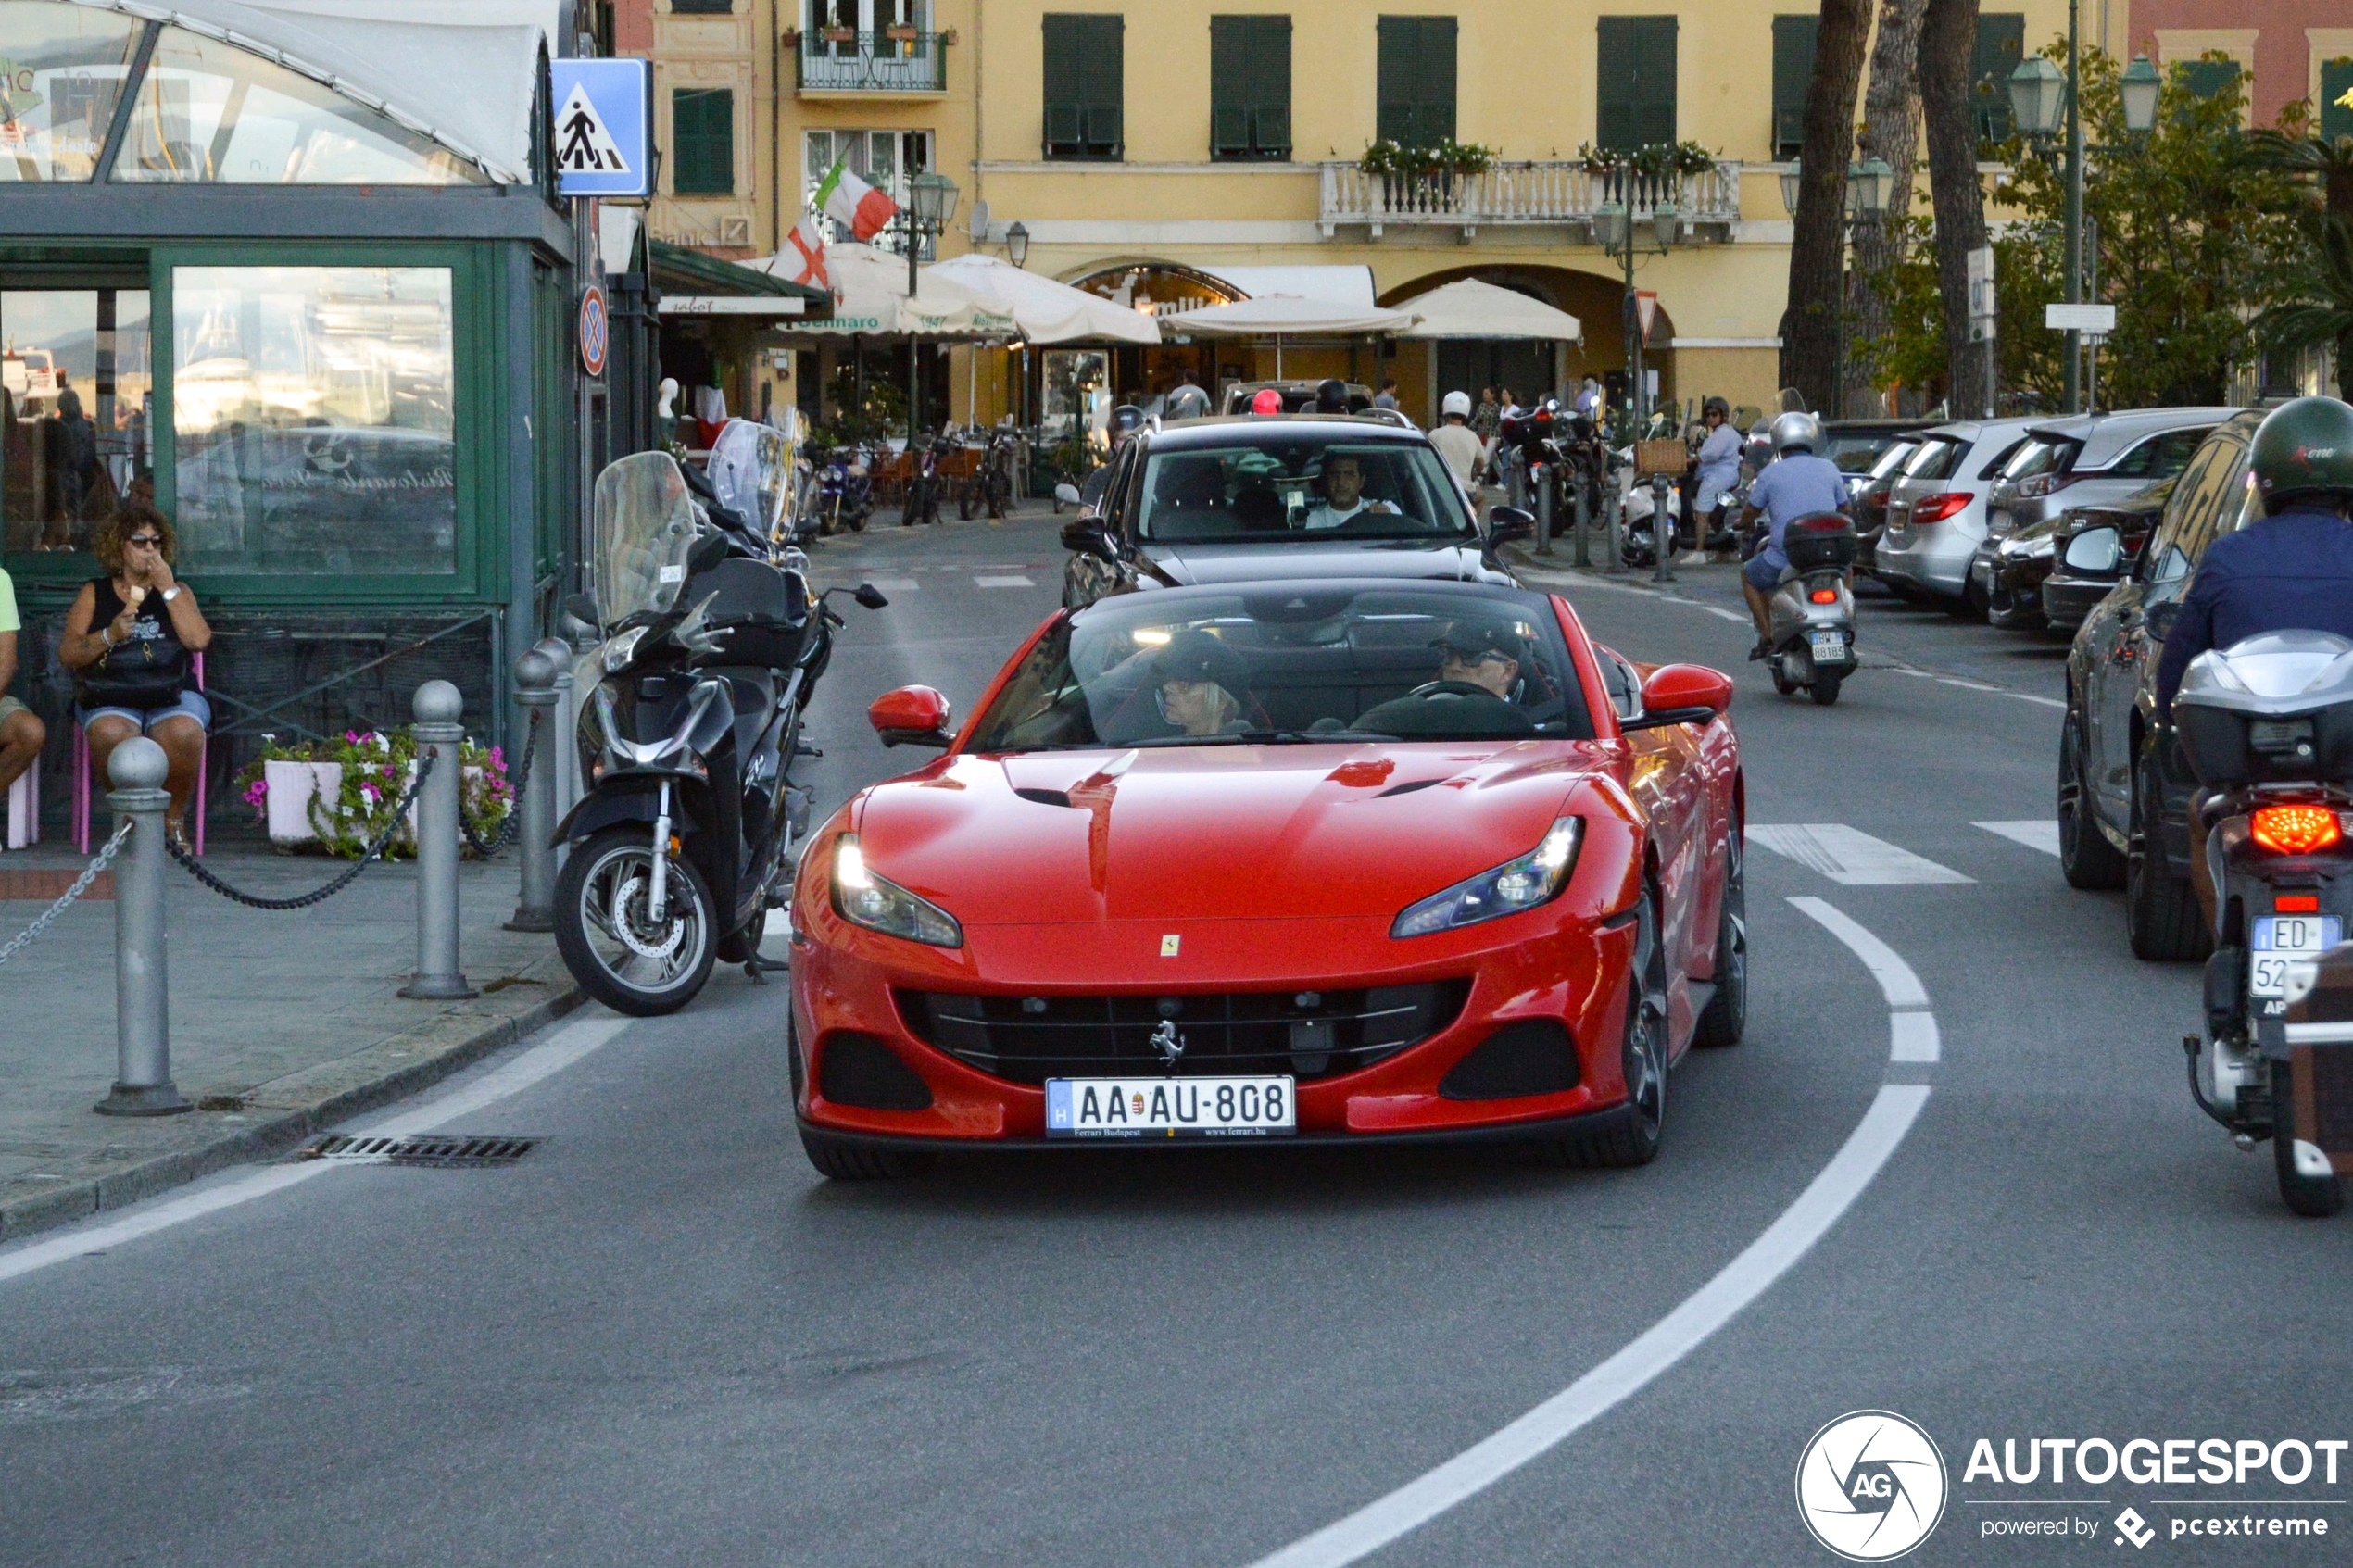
left=1780, top=159, right=1890, bottom=413
left=900, top=169, right=960, bottom=441
left=2007, top=14, right=2160, bottom=415
left=1592, top=193, right=1678, bottom=430
left=1003, top=220, right=1030, bottom=270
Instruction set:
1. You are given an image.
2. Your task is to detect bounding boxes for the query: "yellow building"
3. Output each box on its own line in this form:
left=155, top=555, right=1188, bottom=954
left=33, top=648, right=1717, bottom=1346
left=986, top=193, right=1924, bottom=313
left=627, top=0, right=2081, bottom=427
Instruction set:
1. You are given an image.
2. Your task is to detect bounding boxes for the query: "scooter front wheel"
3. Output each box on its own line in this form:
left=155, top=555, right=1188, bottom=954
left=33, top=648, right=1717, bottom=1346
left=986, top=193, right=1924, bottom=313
left=1810, top=669, right=1844, bottom=706
left=554, top=826, right=718, bottom=1016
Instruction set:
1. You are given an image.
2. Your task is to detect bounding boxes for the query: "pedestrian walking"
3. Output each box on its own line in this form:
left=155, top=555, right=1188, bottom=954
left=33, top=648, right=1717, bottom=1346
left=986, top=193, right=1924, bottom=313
left=1372, top=378, right=1400, bottom=412
left=1430, top=391, right=1485, bottom=495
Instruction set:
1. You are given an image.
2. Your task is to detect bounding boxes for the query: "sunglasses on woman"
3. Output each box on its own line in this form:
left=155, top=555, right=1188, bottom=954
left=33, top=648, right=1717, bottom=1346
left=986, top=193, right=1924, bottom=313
left=125, top=533, right=164, bottom=548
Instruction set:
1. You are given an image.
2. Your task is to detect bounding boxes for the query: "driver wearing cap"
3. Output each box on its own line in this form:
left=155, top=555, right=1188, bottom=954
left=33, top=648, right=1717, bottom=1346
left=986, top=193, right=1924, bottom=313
left=1115, top=628, right=1252, bottom=739
left=1353, top=617, right=1536, bottom=735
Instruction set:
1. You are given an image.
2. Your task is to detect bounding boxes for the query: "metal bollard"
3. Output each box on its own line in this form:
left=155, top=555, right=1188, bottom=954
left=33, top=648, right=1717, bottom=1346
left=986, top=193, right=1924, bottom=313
left=1572, top=475, right=1592, bottom=568
left=505, top=647, right=561, bottom=933
left=538, top=633, right=583, bottom=822
left=1534, top=463, right=1554, bottom=555
left=400, top=680, right=476, bottom=999
left=94, top=738, right=188, bottom=1116
left=1603, top=474, right=1626, bottom=573
left=1652, top=474, right=1676, bottom=584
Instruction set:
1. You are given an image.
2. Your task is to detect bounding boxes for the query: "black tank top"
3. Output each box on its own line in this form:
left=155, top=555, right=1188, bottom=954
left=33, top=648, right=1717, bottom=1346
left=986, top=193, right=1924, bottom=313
left=89, top=575, right=191, bottom=693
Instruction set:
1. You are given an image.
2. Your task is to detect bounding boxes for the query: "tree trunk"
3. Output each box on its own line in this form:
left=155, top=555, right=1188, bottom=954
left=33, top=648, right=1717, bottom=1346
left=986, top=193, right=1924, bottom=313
left=1843, top=0, right=1929, bottom=417
left=1780, top=0, right=1875, bottom=414
left=1919, top=0, right=1990, bottom=417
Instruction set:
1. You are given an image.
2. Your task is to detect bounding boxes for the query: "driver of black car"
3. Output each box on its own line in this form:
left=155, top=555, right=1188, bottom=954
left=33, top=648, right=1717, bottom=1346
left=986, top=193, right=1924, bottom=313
left=1354, top=619, right=1538, bottom=736
left=1303, top=454, right=1400, bottom=531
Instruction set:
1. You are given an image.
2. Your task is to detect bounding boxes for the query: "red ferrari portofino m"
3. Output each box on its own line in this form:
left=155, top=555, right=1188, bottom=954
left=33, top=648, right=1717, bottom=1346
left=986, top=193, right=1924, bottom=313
left=788, top=580, right=1743, bottom=1177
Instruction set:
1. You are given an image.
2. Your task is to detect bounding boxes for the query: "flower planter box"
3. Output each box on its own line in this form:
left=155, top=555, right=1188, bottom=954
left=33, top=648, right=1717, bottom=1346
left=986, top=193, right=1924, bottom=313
left=264, top=759, right=342, bottom=847
left=884, top=25, right=918, bottom=41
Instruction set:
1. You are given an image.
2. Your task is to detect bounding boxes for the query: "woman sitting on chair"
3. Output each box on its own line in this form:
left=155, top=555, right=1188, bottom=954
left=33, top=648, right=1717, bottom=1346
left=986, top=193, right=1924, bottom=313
left=60, top=502, right=213, bottom=848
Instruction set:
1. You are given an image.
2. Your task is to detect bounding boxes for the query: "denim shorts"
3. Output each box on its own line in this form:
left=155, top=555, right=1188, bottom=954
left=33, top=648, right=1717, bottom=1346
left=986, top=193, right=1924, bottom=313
left=78, top=689, right=211, bottom=733
left=1743, top=554, right=1787, bottom=593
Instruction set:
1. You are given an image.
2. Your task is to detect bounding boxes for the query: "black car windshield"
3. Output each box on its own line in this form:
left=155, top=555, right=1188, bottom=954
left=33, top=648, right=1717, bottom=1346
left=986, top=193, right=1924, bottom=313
left=1133, top=433, right=1474, bottom=544
left=966, top=586, right=1595, bottom=752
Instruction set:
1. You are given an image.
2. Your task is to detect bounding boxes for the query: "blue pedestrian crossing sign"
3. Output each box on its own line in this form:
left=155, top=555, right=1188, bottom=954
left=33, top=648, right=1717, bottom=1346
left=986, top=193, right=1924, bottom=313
left=548, top=59, right=649, bottom=198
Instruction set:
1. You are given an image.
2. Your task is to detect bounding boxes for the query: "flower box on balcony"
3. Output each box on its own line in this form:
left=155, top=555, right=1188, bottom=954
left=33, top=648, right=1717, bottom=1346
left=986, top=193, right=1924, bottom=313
left=821, top=26, right=858, bottom=44
left=884, top=25, right=918, bottom=42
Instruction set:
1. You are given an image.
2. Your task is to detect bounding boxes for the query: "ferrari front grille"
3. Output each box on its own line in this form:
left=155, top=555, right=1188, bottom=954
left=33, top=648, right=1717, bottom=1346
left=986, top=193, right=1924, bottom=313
left=896, top=980, right=1473, bottom=1085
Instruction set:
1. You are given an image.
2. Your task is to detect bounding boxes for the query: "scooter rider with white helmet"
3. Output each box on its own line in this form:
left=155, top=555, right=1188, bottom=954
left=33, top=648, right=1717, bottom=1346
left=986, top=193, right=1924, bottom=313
left=1429, top=390, right=1486, bottom=494
left=1736, top=410, right=1851, bottom=659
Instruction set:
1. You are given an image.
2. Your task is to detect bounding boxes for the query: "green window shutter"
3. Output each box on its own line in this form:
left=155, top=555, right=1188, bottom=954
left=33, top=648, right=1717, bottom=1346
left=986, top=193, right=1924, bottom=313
left=672, top=88, right=733, bottom=195
left=1971, top=14, right=2025, bottom=139
left=1378, top=16, right=1455, bottom=146
left=1044, top=14, right=1123, bottom=158
left=2322, top=56, right=2353, bottom=142
left=1597, top=16, right=1676, bottom=151
left=1212, top=15, right=1290, bottom=159
left=2182, top=59, right=2241, bottom=103
left=1770, top=15, right=1818, bottom=160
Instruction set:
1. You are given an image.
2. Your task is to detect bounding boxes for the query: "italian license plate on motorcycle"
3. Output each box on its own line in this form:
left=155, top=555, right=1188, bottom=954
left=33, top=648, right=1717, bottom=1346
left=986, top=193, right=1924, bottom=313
left=1045, top=1075, right=1296, bottom=1138
left=1809, top=631, right=1846, bottom=661
left=2250, top=915, right=2344, bottom=997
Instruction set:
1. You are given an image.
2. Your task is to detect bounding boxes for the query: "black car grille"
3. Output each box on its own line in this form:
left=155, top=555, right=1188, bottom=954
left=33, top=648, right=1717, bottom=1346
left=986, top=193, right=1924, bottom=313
left=896, top=980, right=1472, bottom=1085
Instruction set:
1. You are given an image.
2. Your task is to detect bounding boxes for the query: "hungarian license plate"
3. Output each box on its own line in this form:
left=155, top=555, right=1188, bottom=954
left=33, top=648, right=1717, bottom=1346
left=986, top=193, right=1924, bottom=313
left=1045, top=1075, right=1296, bottom=1139
left=2251, top=915, right=2344, bottom=997
left=1809, top=631, right=1847, bottom=661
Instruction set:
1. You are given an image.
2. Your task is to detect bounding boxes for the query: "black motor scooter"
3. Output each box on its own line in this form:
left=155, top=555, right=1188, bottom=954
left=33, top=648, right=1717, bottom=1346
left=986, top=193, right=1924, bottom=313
left=550, top=448, right=885, bottom=1016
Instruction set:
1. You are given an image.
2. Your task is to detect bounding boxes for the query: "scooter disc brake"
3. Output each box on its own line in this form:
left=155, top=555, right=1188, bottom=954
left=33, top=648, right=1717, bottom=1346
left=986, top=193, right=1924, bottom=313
left=610, top=872, right=686, bottom=960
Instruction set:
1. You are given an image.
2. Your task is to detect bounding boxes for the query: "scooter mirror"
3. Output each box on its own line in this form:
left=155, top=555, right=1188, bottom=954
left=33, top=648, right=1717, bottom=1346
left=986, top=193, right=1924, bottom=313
left=686, top=531, right=733, bottom=574
left=854, top=583, right=890, bottom=609
left=562, top=591, right=601, bottom=633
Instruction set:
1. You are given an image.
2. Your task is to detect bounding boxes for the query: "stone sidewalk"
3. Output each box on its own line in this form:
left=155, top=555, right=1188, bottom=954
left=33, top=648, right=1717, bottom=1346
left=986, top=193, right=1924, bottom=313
left=0, top=828, right=581, bottom=1242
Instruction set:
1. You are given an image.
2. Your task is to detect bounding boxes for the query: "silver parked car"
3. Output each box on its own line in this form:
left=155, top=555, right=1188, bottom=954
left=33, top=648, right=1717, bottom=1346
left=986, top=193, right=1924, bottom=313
left=1875, top=418, right=2044, bottom=605
left=1983, top=407, right=2234, bottom=539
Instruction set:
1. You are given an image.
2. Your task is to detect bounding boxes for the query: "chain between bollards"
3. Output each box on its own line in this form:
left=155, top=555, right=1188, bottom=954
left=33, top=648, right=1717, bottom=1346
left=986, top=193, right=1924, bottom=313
left=400, top=679, right=474, bottom=999
left=0, top=821, right=131, bottom=968
left=167, top=755, right=434, bottom=911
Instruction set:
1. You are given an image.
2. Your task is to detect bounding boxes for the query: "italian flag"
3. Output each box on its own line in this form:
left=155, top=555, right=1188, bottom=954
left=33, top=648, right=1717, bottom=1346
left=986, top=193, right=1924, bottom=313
left=814, top=158, right=900, bottom=243
left=785, top=212, right=830, bottom=291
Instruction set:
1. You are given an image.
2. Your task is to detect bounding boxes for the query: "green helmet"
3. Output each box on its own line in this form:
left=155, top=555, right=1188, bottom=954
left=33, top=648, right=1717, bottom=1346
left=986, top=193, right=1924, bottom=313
left=2249, top=396, right=2353, bottom=512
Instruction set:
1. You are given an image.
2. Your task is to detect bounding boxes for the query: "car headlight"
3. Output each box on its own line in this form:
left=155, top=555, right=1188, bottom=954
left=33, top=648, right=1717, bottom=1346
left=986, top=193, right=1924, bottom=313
left=1392, top=818, right=1583, bottom=938
left=831, top=834, right=963, bottom=947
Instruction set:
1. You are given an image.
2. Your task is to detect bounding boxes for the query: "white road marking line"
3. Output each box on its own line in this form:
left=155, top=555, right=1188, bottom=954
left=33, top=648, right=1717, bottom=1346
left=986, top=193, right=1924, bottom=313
left=862, top=577, right=920, bottom=590
left=1250, top=899, right=1938, bottom=1568
left=1939, top=677, right=2002, bottom=692
left=1788, top=896, right=1931, bottom=1007
left=1248, top=1088, right=1931, bottom=1568
left=1974, top=819, right=2059, bottom=857
left=1889, top=1010, right=1941, bottom=1062
left=0, top=1014, right=630, bottom=1286
left=1749, top=824, right=1973, bottom=886
left=2010, top=693, right=2068, bottom=709
left=973, top=574, right=1035, bottom=588
left=1888, top=667, right=1941, bottom=679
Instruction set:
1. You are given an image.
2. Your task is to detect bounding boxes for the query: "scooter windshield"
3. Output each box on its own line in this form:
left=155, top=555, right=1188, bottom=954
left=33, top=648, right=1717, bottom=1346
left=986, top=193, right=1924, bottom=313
left=708, top=419, right=790, bottom=542
left=592, top=452, right=711, bottom=627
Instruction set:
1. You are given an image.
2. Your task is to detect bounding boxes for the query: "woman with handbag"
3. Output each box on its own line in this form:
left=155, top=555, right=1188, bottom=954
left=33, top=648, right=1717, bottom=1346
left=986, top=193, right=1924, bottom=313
left=60, top=503, right=213, bottom=848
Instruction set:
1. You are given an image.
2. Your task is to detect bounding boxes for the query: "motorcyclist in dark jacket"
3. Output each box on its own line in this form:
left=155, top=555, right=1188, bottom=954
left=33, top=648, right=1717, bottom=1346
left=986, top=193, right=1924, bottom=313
left=2156, top=396, right=2353, bottom=716
left=2155, top=396, right=2353, bottom=925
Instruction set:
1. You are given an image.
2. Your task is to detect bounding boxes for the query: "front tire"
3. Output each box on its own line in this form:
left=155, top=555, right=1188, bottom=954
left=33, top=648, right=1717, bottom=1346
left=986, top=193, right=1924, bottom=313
left=553, top=825, right=718, bottom=1016
left=2126, top=746, right=2208, bottom=962
left=2058, top=709, right=2126, bottom=889
left=1551, top=887, right=1667, bottom=1167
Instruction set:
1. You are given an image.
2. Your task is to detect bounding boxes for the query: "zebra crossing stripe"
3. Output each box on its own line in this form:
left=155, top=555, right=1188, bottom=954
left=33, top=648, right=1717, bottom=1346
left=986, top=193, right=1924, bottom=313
left=1748, top=824, right=1974, bottom=885
left=1973, top=820, right=2059, bottom=857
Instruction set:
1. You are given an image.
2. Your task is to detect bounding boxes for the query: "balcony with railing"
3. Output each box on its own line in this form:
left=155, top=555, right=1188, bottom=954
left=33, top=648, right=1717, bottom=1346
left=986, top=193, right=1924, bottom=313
left=795, top=29, right=949, bottom=94
left=1316, top=160, right=1746, bottom=239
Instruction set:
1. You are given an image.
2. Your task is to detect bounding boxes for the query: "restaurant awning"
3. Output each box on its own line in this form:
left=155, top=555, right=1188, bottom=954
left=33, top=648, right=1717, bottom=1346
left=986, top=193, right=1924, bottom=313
left=749, top=244, right=1015, bottom=337
left=1161, top=295, right=1419, bottom=340
left=1390, top=279, right=1583, bottom=343
left=925, top=254, right=1161, bottom=345
left=1195, top=266, right=1378, bottom=309
left=650, top=240, right=825, bottom=317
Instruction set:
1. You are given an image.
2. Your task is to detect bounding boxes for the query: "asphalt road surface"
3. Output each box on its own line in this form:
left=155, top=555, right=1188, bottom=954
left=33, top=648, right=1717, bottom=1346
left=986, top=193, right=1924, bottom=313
left=6, top=513, right=2349, bottom=1567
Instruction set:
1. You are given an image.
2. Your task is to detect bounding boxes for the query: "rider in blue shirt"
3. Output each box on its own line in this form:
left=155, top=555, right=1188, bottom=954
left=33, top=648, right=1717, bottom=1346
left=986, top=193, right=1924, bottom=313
left=1735, top=411, right=1852, bottom=658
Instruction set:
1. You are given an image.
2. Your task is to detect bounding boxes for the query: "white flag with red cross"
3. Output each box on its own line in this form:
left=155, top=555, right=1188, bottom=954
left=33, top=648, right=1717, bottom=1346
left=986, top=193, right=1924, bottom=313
left=785, top=212, right=830, bottom=291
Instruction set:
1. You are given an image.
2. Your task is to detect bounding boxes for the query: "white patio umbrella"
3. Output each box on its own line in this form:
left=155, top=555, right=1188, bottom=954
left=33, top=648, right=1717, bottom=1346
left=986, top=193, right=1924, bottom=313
left=925, top=253, right=1161, bottom=345
left=1390, top=279, right=1582, bottom=342
left=1157, top=294, right=1419, bottom=378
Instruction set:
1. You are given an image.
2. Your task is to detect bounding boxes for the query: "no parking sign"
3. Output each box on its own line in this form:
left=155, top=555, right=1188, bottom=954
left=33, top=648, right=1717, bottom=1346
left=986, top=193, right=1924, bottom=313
left=578, top=283, right=609, bottom=378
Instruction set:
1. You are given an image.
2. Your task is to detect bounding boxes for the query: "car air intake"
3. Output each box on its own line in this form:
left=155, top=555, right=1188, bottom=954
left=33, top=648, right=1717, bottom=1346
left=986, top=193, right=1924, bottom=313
left=1438, top=1020, right=1581, bottom=1099
left=897, top=980, right=1472, bottom=1085
left=818, top=1032, right=936, bottom=1111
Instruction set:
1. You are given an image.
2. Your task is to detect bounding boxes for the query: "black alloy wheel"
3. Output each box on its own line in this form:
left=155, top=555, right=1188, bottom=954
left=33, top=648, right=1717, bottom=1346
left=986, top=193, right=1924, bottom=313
left=2057, top=707, right=2127, bottom=890
left=553, top=825, right=718, bottom=1016
left=1552, top=886, right=1668, bottom=1168
left=1694, top=825, right=1747, bottom=1048
left=2126, top=745, right=2210, bottom=962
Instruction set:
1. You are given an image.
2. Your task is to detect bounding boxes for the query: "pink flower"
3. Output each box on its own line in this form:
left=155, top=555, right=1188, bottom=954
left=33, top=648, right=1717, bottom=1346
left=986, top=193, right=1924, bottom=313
left=360, top=784, right=381, bottom=805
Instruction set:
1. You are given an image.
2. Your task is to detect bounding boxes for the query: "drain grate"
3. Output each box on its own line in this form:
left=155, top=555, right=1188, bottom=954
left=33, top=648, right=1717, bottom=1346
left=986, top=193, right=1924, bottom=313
left=298, top=1134, right=537, bottom=1168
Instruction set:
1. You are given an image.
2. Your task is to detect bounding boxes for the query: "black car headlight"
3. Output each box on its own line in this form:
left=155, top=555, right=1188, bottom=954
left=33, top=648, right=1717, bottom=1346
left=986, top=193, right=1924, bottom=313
left=1392, top=818, right=1584, bottom=938
left=831, top=834, right=963, bottom=947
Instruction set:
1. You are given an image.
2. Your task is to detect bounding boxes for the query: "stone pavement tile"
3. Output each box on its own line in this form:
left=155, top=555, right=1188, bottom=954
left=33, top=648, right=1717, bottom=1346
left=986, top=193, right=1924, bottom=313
left=0, top=840, right=581, bottom=1241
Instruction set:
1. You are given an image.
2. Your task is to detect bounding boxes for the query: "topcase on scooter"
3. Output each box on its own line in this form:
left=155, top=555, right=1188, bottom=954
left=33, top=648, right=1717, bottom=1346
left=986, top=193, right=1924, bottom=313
left=1780, top=512, right=1856, bottom=572
left=2174, top=633, right=2353, bottom=787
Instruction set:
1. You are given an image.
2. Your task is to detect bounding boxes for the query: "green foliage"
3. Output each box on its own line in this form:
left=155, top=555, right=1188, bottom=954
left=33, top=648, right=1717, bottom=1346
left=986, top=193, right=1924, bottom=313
left=1574, top=140, right=1720, bottom=180
left=1358, top=138, right=1499, bottom=178
left=237, top=728, right=510, bottom=859
left=823, top=361, right=906, bottom=443
left=1857, top=48, right=2305, bottom=409
left=2256, top=217, right=2353, bottom=396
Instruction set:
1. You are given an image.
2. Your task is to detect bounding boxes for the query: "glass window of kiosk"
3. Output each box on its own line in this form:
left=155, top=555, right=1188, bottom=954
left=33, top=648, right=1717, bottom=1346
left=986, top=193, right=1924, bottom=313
left=170, top=265, right=458, bottom=577
left=1, top=288, right=154, bottom=557
left=0, top=2, right=145, bottom=182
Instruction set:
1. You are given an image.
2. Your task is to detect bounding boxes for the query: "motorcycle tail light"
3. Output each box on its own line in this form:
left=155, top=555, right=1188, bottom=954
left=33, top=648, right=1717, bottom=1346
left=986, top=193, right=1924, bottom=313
left=2276, top=894, right=2322, bottom=913
left=2251, top=805, right=2342, bottom=856
left=1911, top=492, right=1971, bottom=524
left=1809, top=587, right=1839, bottom=605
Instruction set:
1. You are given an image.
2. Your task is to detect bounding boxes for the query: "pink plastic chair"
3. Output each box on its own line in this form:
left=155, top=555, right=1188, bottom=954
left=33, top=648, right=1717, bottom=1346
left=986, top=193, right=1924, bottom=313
left=74, top=650, right=206, bottom=855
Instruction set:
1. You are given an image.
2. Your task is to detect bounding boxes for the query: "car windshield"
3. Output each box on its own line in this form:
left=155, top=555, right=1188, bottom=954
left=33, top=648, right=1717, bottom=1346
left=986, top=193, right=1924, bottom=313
left=1133, top=435, right=1474, bottom=544
left=965, top=586, right=1595, bottom=752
